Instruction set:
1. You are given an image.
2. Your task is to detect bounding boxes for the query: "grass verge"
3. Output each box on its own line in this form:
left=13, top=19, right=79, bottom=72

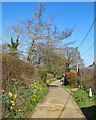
left=72, top=88, right=96, bottom=120
left=64, top=84, right=77, bottom=89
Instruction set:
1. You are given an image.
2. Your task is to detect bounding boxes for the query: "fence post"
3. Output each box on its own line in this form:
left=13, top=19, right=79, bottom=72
left=89, top=88, right=92, bottom=98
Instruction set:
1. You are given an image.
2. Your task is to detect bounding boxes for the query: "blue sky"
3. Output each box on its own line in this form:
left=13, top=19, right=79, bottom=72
left=2, top=2, right=94, bottom=67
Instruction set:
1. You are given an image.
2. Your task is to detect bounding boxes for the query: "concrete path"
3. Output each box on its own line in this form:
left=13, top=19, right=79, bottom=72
left=29, top=80, right=86, bottom=119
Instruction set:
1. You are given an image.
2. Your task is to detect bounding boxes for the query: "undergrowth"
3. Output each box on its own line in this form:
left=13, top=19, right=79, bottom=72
left=1, top=77, right=48, bottom=118
left=72, top=88, right=96, bottom=120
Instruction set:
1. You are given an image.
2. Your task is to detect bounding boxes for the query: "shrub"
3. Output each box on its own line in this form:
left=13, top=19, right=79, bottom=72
left=39, top=69, right=47, bottom=83
left=64, top=72, right=80, bottom=87
left=81, top=75, right=95, bottom=93
left=2, top=52, right=38, bottom=92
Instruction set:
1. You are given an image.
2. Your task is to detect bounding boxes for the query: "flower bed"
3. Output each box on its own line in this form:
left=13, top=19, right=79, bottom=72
left=1, top=77, right=48, bottom=118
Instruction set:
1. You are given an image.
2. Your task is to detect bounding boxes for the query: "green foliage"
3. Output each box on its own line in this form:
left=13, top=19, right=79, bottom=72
left=60, top=79, right=63, bottom=82
left=64, top=84, right=76, bottom=88
left=7, top=37, right=20, bottom=58
left=39, top=62, right=52, bottom=83
left=45, top=62, right=52, bottom=73
left=62, top=73, right=64, bottom=77
left=2, top=94, right=10, bottom=108
left=2, top=77, right=48, bottom=118
left=72, top=89, right=95, bottom=108
left=65, top=67, right=68, bottom=72
left=39, top=69, right=47, bottom=83
left=73, top=88, right=96, bottom=120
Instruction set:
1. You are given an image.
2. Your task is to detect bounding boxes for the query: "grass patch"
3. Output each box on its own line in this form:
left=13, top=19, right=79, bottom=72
left=72, top=88, right=95, bottom=108
left=72, top=88, right=96, bottom=120
left=64, top=84, right=77, bottom=89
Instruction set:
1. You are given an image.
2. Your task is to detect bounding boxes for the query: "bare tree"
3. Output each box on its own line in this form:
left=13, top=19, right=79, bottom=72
left=0, top=43, right=9, bottom=53
left=2, top=3, right=74, bottom=65
left=63, top=47, right=84, bottom=72
left=19, top=3, right=73, bottom=62
left=1, top=23, right=25, bottom=58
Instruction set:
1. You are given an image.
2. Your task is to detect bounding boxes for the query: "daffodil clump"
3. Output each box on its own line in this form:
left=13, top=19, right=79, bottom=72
left=2, top=77, right=48, bottom=118
left=2, top=90, right=4, bottom=93
left=9, top=92, right=13, bottom=97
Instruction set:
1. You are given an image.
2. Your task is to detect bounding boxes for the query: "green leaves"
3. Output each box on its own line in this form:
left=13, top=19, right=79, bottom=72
left=7, top=37, right=20, bottom=58
left=2, top=80, right=48, bottom=118
left=72, top=89, right=95, bottom=108
left=2, top=94, right=10, bottom=107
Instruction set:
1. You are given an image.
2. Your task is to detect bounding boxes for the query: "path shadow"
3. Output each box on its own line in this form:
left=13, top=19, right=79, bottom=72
left=46, top=84, right=59, bottom=87
left=81, top=105, right=96, bottom=120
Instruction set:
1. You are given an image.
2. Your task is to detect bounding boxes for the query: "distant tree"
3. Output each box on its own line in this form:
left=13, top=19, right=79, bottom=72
left=63, top=47, right=84, bottom=72
left=33, top=42, right=67, bottom=76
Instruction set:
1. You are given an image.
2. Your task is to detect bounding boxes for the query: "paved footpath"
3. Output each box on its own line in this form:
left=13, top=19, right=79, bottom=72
left=29, top=80, right=86, bottom=119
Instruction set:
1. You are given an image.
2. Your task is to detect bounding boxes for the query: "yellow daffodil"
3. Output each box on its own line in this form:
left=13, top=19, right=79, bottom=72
left=2, top=90, right=4, bottom=92
left=10, top=106, right=12, bottom=109
left=33, top=95, right=36, bottom=97
left=14, top=94, right=17, bottom=98
left=22, top=86, right=25, bottom=88
left=31, top=84, right=33, bottom=86
left=12, top=78, right=14, bottom=81
left=33, top=92, right=36, bottom=94
left=34, top=91, right=37, bottom=94
left=12, top=103, right=15, bottom=106
left=18, top=109, right=21, bottom=111
left=15, top=81, right=18, bottom=84
left=22, top=99, right=24, bottom=101
left=9, top=92, right=12, bottom=97
left=33, top=98, right=36, bottom=102
left=11, top=101, right=14, bottom=104
left=12, top=78, right=17, bottom=81
left=40, top=87, right=42, bottom=90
